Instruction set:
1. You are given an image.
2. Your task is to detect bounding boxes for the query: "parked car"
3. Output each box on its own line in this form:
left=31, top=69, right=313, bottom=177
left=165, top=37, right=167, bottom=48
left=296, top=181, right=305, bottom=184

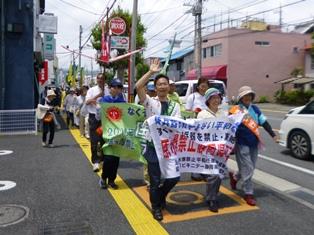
left=175, top=79, right=228, bottom=104
left=279, top=100, right=314, bottom=160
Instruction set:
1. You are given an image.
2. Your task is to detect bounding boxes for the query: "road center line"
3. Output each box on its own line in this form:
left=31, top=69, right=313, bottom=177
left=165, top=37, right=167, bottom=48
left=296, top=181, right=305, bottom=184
left=258, top=154, right=314, bottom=177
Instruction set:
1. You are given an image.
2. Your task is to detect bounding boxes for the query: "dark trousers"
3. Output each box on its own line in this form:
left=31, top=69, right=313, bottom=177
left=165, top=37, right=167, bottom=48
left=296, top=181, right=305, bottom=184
left=101, top=155, right=120, bottom=182
left=42, top=121, right=55, bottom=144
left=88, top=114, right=103, bottom=164
left=148, top=162, right=179, bottom=210
left=66, top=111, right=74, bottom=127
left=205, top=175, right=222, bottom=201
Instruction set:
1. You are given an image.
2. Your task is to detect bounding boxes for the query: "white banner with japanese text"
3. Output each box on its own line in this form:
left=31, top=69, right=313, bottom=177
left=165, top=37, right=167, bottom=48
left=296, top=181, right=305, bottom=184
left=147, top=113, right=243, bottom=178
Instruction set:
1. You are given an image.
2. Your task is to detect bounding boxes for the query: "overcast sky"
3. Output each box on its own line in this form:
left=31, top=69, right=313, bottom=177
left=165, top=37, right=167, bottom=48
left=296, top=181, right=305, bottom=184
left=46, top=0, right=314, bottom=70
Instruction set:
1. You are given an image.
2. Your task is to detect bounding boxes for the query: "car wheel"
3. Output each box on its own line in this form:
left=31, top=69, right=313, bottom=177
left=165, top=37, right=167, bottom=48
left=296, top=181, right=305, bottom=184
left=288, top=130, right=311, bottom=160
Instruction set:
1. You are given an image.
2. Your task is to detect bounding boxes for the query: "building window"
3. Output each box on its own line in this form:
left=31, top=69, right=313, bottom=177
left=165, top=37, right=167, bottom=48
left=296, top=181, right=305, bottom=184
left=311, top=55, right=314, bottom=70
left=255, top=41, right=270, bottom=46
left=205, top=43, right=222, bottom=58
left=203, top=48, right=207, bottom=59
left=177, top=61, right=182, bottom=71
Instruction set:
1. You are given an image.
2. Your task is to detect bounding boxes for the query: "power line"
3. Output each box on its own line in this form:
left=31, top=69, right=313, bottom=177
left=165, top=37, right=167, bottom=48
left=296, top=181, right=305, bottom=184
left=57, top=0, right=102, bottom=15
left=180, top=0, right=307, bottom=39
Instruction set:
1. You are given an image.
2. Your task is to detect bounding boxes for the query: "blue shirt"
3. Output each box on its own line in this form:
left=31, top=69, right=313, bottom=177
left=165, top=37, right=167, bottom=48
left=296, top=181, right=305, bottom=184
left=99, top=93, right=125, bottom=103
left=235, top=103, right=267, bottom=147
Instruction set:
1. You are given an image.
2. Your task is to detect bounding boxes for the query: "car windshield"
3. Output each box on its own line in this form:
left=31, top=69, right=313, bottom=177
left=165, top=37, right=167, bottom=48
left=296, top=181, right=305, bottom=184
left=176, top=84, right=189, bottom=96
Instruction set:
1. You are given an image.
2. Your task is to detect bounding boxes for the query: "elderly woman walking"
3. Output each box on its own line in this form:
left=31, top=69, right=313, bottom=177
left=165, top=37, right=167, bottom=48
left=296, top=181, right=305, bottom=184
left=229, top=86, right=278, bottom=206
left=197, top=88, right=227, bottom=212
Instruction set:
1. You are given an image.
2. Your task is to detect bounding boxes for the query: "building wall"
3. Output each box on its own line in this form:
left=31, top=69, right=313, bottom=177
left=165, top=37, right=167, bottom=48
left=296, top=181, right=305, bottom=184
left=202, top=28, right=311, bottom=100
left=305, top=52, right=314, bottom=77
left=3, top=0, right=35, bottom=109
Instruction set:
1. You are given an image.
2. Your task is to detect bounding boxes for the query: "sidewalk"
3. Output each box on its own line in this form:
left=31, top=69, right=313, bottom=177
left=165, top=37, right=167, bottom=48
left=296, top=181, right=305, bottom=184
left=256, top=102, right=297, bottom=113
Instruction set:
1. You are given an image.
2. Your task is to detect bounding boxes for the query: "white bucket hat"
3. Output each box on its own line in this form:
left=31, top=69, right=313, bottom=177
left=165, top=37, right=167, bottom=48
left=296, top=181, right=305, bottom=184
left=237, top=86, right=255, bottom=102
left=47, top=89, right=56, bottom=97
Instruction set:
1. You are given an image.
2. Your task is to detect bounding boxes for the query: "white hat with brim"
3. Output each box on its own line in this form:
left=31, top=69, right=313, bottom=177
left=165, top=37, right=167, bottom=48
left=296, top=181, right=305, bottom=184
left=47, top=89, right=56, bottom=97
left=237, top=86, right=255, bottom=102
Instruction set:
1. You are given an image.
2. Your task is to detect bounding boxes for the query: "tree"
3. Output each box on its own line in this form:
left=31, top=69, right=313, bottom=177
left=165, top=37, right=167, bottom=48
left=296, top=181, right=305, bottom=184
left=91, top=6, right=147, bottom=82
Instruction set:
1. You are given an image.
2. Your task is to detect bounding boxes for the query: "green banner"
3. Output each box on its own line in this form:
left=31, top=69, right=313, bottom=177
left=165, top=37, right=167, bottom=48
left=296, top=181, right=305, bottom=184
left=100, top=103, right=147, bottom=163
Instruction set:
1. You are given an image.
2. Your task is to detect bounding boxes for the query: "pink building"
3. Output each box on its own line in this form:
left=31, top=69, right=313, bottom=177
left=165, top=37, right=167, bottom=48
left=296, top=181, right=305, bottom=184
left=198, top=28, right=311, bottom=100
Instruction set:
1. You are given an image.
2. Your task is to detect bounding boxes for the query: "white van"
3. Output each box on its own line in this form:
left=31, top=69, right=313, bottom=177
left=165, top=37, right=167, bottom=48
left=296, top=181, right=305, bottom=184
left=175, top=79, right=228, bottom=104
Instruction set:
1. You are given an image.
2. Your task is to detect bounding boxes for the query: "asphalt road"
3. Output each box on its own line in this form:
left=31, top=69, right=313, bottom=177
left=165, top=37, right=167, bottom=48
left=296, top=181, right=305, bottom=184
left=1, top=105, right=314, bottom=235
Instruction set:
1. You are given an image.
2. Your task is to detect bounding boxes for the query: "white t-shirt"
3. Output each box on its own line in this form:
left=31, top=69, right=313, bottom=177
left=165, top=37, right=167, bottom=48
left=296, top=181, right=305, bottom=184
left=185, top=92, right=207, bottom=111
left=85, top=85, right=110, bottom=114
left=143, top=96, right=181, bottom=118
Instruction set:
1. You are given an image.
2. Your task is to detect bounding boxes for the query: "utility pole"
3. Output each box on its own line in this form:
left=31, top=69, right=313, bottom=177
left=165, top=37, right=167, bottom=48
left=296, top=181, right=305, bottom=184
left=279, top=3, right=282, bottom=31
left=192, top=0, right=202, bottom=80
left=129, top=0, right=138, bottom=102
left=79, top=25, right=83, bottom=87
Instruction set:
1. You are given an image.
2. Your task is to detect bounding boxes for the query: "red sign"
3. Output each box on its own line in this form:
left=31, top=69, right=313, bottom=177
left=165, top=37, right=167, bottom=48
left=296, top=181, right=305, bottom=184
left=100, top=20, right=109, bottom=63
left=38, top=60, right=48, bottom=85
left=106, top=106, right=122, bottom=121
left=109, top=17, right=126, bottom=35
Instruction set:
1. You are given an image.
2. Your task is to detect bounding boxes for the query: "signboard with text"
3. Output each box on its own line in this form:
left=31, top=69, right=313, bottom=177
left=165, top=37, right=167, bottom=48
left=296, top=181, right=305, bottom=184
left=110, top=36, right=129, bottom=50
left=109, top=17, right=126, bottom=35
left=43, top=33, right=55, bottom=60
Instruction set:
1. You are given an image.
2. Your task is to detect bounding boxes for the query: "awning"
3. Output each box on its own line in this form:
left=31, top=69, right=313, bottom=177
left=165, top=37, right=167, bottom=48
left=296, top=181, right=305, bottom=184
left=186, top=65, right=227, bottom=80
left=274, top=77, right=300, bottom=84
left=291, top=77, right=314, bottom=84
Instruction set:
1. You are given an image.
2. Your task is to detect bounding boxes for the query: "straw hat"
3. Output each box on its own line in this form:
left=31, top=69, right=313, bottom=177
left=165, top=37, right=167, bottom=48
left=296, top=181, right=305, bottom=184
left=47, top=89, right=56, bottom=97
left=237, top=86, right=255, bottom=102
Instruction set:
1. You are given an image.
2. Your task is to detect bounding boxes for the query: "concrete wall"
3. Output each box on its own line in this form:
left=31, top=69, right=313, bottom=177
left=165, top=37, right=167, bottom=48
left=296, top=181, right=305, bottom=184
left=3, top=0, right=35, bottom=109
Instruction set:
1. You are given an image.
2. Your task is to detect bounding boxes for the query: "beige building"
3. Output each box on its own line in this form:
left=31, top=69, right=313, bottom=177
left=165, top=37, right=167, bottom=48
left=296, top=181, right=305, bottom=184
left=199, top=27, right=311, bottom=100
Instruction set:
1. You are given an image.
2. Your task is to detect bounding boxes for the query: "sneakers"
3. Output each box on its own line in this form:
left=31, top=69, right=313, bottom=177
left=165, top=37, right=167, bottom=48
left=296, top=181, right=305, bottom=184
left=42, top=142, right=47, bottom=147
left=208, top=200, right=219, bottom=213
left=99, top=178, right=108, bottom=189
left=229, top=172, right=237, bottom=190
left=93, top=163, right=100, bottom=172
left=108, top=181, right=119, bottom=190
left=152, top=209, right=163, bottom=221
left=48, top=144, right=54, bottom=148
left=244, top=194, right=256, bottom=206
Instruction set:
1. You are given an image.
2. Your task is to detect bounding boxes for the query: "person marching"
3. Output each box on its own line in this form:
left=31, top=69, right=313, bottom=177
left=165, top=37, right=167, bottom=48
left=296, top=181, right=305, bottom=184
left=229, top=86, right=278, bottom=206
left=136, top=59, right=181, bottom=221
left=40, top=89, right=57, bottom=148
left=98, top=78, right=126, bottom=190
left=85, top=73, right=108, bottom=172
left=197, top=88, right=227, bottom=213
left=185, top=78, right=210, bottom=181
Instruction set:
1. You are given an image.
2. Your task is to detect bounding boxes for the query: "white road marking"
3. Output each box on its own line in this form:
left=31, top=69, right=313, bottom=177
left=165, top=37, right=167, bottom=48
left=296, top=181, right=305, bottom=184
left=0, top=150, right=13, bottom=156
left=258, top=154, right=314, bottom=177
left=0, top=181, right=16, bottom=191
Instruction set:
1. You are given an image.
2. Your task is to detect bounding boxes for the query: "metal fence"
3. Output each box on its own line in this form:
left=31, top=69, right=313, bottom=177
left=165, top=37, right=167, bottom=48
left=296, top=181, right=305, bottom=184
left=0, top=109, right=37, bottom=135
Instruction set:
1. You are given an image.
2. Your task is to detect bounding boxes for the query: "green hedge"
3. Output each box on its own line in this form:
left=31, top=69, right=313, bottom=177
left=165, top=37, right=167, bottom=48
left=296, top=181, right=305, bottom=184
left=274, top=89, right=314, bottom=105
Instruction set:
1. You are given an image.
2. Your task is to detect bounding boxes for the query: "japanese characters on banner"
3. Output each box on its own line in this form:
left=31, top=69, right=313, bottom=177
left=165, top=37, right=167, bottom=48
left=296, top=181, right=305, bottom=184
left=146, top=113, right=243, bottom=178
left=100, top=103, right=147, bottom=163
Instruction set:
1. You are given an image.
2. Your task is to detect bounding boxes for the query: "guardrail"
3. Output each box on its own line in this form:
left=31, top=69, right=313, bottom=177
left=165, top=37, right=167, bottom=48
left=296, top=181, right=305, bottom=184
left=0, top=109, right=37, bottom=135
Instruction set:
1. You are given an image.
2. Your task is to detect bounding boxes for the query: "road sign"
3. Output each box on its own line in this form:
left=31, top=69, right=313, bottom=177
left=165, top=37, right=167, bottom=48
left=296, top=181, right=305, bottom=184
left=111, top=36, right=129, bottom=50
left=110, top=17, right=126, bottom=35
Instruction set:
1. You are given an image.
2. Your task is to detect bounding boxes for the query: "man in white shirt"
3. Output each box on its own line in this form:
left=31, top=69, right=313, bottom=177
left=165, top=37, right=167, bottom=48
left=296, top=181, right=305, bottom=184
left=85, top=73, right=107, bottom=172
left=136, top=59, right=180, bottom=221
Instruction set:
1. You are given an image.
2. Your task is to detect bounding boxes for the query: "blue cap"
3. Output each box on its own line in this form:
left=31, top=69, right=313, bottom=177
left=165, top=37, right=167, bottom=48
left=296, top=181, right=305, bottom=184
left=146, top=81, right=155, bottom=91
left=204, top=88, right=221, bottom=101
left=110, top=79, right=123, bottom=88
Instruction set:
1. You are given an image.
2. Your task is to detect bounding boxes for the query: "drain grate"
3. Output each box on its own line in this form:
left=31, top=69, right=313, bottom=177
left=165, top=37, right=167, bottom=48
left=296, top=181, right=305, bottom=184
left=0, top=204, right=29, bottom=227
left=41, top=221, right=93, bottom=235
left=289, top=190, right=314, bottom=205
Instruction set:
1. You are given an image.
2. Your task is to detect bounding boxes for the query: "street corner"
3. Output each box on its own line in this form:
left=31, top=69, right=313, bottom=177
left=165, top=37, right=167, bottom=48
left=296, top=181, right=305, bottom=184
left=133, top=180, right=259, bottom=223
